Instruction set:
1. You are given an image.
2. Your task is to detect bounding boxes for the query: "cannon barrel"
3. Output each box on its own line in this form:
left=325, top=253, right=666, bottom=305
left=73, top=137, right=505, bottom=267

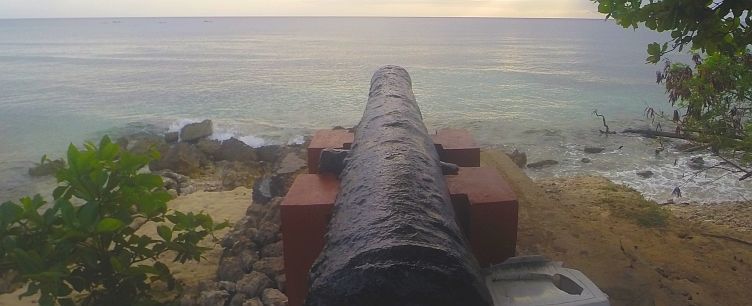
left=305, top=66, right=491, bottom=306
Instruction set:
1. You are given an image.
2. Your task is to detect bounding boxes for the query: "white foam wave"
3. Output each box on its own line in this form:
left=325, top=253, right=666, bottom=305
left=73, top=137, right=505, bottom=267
left=287, top=135, right=305, bottom=145
left=603, top=153, right=752, bottom=204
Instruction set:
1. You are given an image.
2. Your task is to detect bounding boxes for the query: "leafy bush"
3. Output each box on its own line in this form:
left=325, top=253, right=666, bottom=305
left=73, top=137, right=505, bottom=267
left=593, top=0, right=752, bottom=171
left=0, top=136, right=228, bottom=306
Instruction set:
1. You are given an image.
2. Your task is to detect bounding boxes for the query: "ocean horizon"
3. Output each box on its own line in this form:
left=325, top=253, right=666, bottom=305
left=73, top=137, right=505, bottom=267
left=1, top=16, right=749, bottom=203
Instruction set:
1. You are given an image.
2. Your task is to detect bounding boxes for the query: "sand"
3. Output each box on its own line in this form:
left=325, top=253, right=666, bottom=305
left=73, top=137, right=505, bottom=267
left=0, top=187, right=252, bottom=306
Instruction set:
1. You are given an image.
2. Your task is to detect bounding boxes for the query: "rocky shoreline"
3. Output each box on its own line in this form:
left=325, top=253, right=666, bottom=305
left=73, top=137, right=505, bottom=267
left=12, top=120, right=752, bottom=306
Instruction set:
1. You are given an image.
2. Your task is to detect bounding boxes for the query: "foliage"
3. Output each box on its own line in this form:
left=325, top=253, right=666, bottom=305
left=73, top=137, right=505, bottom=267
left=0, top=136, right=228, bottom=306
left=593, top=0, right=750, bottom=63
left=593, top=0, right=752, bottom=169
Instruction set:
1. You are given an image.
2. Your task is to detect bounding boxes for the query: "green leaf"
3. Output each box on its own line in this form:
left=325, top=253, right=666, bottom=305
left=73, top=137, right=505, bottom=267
left=157, top=225, right=172, bottom=241
left=135, top=174, right=163, bottom=189
left=95, top=218, right=124, bottom=233
left=78, top=202, right=99, bottom=229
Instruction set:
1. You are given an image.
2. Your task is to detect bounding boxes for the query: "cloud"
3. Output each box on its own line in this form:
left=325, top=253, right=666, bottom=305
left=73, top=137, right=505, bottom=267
left=0, top=0, right=601, bottom=19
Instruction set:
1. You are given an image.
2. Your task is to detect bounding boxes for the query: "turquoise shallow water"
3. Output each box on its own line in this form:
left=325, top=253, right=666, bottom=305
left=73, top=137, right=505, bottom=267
left=1, top=17, right=749, bottom=203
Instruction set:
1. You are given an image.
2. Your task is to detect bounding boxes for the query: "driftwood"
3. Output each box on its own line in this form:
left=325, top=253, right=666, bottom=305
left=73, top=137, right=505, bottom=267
left=621, top=128, right=696, bottom=141
left=305, top=66, right=491, bottom=306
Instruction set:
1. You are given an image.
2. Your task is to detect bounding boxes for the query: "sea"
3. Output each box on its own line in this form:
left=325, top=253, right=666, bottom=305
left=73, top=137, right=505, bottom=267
left=1, top=17, right=750, bottom=203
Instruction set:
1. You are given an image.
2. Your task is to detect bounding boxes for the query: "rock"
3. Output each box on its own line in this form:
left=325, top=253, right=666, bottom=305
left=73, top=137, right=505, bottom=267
left=220, top=138, right=258, bottom=163
left=197, top=280, right=218, bottom=292
left=580, top=158, right=591, bottom=163
left=276, top=153, right=306, bottom=175
left=527, top=160, right=559, bottom=169
left=261, top=241, right=283, bottom=258
left=162, top=176, right=178, bottom=190
left=229, top=293, right=247, bottom=306
left=167, top=189, right=179, bottom=199
left=252, top=257, right=284, bottom=279
left=149, top=143, right=206, bottom=176
left=261, top=288, right=288, bottom=306
left=251, top=175, right=292, bottom=205
left=261, top=199, right=281, bottom=224
left=584, top=147, right=606, bottom=154
left=274, top=274, right=286, bottom=292
left=253, top=221, right=280, bottom=247
left=252, top=176, right=273, bottom=204
left=507, top=149, right=527, bottom=168
left=637, top=170, right=654, bottom=178
left=197, top=138, right=222, bottom=159
left=124, top=132, right=167, bottom=155
left=178, top=182, right=197, bottom=195
left=180, top=120, right=213, bottom=142
left=256, top=145, right=282, bottom=164
left=165, top=131, right=179, bottom=143
left=236, top=271, right=273, bottom=298
left=218, top=281, right=237, bottom=293
left=198, top=290, right=230, bottom=306
left=179, top=294, right=199, bottom=306
left=215, top=161, right=260, bottom=190
left=218, top=256, right=247, bottom=282
left=242, top=298, right=263, bottom=306
left=28, top=158, right=65, bottom=177
left=689, top=156, right=705, bottom=170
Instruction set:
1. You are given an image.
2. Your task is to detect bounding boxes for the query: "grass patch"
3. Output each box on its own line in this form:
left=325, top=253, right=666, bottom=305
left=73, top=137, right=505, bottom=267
left=598, top=182, right=669, bottom=227
left=629, top=205, right=670, bottom=227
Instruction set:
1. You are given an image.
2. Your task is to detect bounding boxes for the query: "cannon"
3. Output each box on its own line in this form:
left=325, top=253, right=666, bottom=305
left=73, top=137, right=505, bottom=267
left=304, top=66, right=492, bottom=306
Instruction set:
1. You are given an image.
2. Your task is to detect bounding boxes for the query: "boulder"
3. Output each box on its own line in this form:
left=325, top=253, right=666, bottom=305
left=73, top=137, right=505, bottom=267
left=125, top=132, right=167, bottom=155
left=197, top=138, right=222, bottom=159
left=218, top=281, right=237, bottom=293
left=180, top=120, right=213, bottom=142
left=218, top=255, right=247, bottom=282
left=584, top=147, right=606, bottom=154
left=527, top=160, right=559, bottom=169
left=252, top=257, right=284, bottom=279
left=149, top=143, right=206, bottom=176
left=580, top=158, right=591, bottom=163
left=252, top=176, right=273, bottom=204
left=689, top=156, right=705, bottom=170
left=506, top=149, right=527, bottom=168
left=274, top=274, right=286, bottom=292
left=28, top=159, right=65, bottom=177
left=216, top=161, right=261, bottom=190
left=236, top=271, right=273, bottom=298
left=198, top=290, right=230, bottom=306
left=253, top=221, right=280, bottom=247
left=242, top=298, right=263, bottom=306
left=229, top=293, right=247, bottom=306
left=220, top=138, right=258, bottom=163
left=165, top=131, right=179, bottom=143
left=261, top=288, right=289, bottom=306
left=255, top=145, right=282, bottom=164
left=261, top=241, right=283, bottom=258
left=276, top=153, right=306, bottom=175
left=637, top=170, right=654, bottom=178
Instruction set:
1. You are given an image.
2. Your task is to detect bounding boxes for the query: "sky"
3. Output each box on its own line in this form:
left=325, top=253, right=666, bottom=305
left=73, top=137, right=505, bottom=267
left=0, top=0, right=602, bottom=19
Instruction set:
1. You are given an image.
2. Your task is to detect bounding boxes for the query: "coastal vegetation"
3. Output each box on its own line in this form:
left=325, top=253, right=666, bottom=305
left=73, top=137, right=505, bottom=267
left=593, top=0, right=752, bottom=176
left=0, top=136, right=228, bottom=306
